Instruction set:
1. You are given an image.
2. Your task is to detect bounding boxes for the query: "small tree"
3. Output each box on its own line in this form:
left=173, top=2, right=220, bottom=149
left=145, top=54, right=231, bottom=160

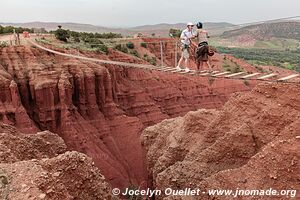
left=169, top=29, right=181, bottom=38
left=95, top=45, right=109, bottom=54
left=55, top=28, right=70, bottom=42
left=114, top=44, right=128, bottom=53
left=130, top=50, right=140, bottom=58
left=141, top=42, right=147, bottom=48
left=126, top=42, right=134, bottom=49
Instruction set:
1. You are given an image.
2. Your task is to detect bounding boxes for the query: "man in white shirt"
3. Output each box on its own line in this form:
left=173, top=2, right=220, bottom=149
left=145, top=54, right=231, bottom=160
left=176, top=22, right=194, bottom=72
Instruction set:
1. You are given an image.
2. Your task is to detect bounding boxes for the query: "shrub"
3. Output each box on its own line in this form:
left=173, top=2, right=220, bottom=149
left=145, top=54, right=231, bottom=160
left=94, top=32, right=122, bottom=39
left=149, top=57, right=157, bottom=66
left=142, top=54, right=157, bottom=65
left=255, top=66, right=264, bottom=72
left=243, top=80, right=250, bottom=86
left=141, top=42, right=147, bottom=48
left=84, top=38, right=103, bottom=45
left=73, top=37, right=80, bottom=43
left=130, top=50, right=140, bottom=58
left=0, top=25, right=34, bottom=34
left=55, top=28, right=70, bottom=42
left=114, top=44, right=128, bottom=53
left=126, top=42, right=134, bottom=49
left=232, top=64, right=242, bottom=73
left=95, top=45, right=109, bottom=54
left=169, top=29, right=181, bottom=38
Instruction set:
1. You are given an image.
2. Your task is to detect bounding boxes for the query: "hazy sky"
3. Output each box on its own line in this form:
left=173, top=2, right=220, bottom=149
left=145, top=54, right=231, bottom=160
left=1, top=0, right=300, bottom=27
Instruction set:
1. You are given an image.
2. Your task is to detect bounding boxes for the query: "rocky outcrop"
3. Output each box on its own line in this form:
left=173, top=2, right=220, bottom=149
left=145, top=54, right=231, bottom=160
left=0, top=45, right=256, bottom=188
left=141, top=83, right=300, bottom=199
left=0, top=123, right=112, bottom=200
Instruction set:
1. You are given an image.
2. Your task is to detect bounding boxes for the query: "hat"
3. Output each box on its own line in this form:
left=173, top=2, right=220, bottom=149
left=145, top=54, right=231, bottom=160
left=187, top=22, right=194, bottom=26
left=196, top=22, right=203, bottom=29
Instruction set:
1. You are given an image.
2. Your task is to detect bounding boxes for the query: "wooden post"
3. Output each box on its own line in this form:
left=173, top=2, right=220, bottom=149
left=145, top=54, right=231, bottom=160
left=160, top=41, right=164, bottom=66
left=17, top=33, right=20, bottom=46
left=175, top=41, right=178, bottom=67
left=13, top=29, right=17, bottom=45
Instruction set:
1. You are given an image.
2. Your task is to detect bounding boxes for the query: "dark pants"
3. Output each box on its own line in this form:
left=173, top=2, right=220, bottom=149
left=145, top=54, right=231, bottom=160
left=196, top=42, right=209, bottom=62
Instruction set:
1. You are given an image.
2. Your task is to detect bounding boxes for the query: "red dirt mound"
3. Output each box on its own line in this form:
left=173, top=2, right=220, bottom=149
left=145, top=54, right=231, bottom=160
left=0, top=123, right=113, bottom=200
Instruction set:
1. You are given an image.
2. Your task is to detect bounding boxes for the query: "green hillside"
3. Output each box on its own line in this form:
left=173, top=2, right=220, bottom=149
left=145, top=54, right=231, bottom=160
left=221, top=22, right=300, bottom=40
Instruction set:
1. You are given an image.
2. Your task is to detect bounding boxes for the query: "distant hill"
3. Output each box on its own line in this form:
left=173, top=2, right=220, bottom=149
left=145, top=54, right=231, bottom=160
left=221, top=21, right=300, bottom=40
left=131, top=22, right=235, bottom=36
left=132, top=22, right=233, bottom=30
left=0, top=21, right=123, bottom=33
left=0, top=21, right=235, bottom=37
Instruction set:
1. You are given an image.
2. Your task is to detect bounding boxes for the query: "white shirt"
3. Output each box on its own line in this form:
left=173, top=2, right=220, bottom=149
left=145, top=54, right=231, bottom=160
left=180, top=28, right=194, bottom=45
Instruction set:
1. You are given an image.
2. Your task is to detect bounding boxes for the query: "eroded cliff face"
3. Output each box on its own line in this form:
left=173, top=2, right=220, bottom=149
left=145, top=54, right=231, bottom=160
left=0, top=45, right=256, bottom=188
left=141, top=83, right=300, bottom=199
left=0, top=123, right=113, bottom=200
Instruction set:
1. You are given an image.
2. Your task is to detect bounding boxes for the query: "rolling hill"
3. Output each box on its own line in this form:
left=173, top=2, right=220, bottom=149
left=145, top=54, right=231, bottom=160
left=0, top=21, right=123, bottom=34
left=221, top=21, right=300, bottom=40
left=0, top=21, right=234, bottom=37
left=131, top=22, right=234, bottom=35
left=210, top=21, right=300, bottom=49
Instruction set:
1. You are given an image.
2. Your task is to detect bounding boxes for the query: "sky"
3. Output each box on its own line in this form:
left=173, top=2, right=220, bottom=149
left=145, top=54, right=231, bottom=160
left=1, top=0, right=300, bottom=27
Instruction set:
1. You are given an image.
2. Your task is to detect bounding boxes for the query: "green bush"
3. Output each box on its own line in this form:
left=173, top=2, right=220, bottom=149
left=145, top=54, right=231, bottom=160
left=0, top=25, right=34, bottom=34
left=130, top=50, right=140, bottom=58
left=73, top=37, right=80, bottom=43
left=126, top=42, right=135, bottom=49
left=141, top=42, right=147, bottom=48
left=94, top=32, right=122, bottom=39
left=84, top=38, right=103, bottom=45
left=169, top=28, right=181, bottom=38
left=55, top=28, right=70, bottom=42
left=149, top=57, right=157, bottom=66
left=143, top=54, right=157, bottom=65
left=94, top=45, right=109, bottom=54
left=114, top=44, right=128, bottom=53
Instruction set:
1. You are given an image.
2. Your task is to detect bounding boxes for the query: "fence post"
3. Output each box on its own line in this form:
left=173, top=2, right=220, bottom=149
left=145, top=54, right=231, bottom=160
left=160, top=41, right=164, bottom=67
left=175, top=41, right=178, bottom=67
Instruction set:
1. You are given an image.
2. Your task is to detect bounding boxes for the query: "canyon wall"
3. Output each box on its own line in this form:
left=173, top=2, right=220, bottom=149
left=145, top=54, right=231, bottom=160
left=0, top=45, right=256, bottom=188
left=141, top=82, right=300, bottom=199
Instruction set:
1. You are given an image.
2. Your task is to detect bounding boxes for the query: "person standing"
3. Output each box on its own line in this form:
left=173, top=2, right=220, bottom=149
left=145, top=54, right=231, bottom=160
left=193, top=22, right=213, bottom=72
left=176, top=22, right=195, bottom=72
